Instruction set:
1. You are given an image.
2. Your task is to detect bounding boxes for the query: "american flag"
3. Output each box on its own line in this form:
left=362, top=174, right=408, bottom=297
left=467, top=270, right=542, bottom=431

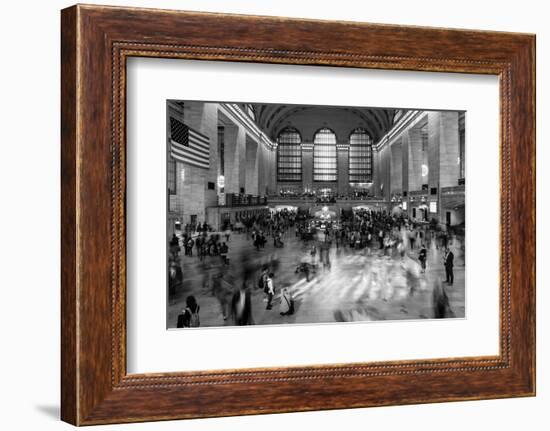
left=169, top=117, right=210, bottom=169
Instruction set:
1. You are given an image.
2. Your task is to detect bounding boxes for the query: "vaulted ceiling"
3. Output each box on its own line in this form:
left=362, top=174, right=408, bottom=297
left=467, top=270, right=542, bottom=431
left=245, top=104, right=401, bottom=143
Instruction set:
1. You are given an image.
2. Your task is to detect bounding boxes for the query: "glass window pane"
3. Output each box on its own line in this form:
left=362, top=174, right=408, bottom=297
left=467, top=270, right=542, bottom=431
left=348, top=128, right=372, bottom=183
left=314, top=128, right=337, bottom=182
left=277, top=127, right=302, bottom=182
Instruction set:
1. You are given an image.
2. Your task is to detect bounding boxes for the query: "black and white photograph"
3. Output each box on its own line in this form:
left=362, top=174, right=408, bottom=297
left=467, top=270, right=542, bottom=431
left=166, top=101, right=466, bottom=328
left=1, top=0, right=544, bottom=429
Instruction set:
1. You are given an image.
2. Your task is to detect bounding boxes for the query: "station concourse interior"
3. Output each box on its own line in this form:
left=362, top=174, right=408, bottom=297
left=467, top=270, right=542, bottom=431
left=167, top=101, right=465, bottom=328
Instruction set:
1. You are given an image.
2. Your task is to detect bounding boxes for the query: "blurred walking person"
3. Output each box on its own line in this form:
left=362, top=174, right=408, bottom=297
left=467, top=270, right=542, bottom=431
left=279, top=286, right=295, bottom=316
left=310, top=244, right=317, bottom=265
left=219, top=242, right=229, bottom=265
left=432, top=280, right=453, bottom=319
left=231, top=282, right=254, bottom=325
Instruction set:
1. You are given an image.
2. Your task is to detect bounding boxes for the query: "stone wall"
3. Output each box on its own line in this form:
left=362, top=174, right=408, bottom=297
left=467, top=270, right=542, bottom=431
left=372, top=110, right=464, bottom=225
left=168, top=102, right=276, bottom=230
left=168, top=104, right=465, bottom=231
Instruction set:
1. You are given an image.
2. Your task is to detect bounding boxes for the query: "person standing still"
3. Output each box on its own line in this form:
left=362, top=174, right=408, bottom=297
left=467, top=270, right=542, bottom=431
left=418, top=243, right=427, bottom=273
left=265, top=273, right=275, bottom=310
left=443, top=248, right=454, bottom=285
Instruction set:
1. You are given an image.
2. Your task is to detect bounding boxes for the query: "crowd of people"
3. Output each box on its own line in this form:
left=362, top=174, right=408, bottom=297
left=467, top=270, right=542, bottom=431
left=170, top=206, right=462, bottom=328
left=248, top=209, right=298, bottom=249
left=170, top=231, right=230, bottom=263
left=175, top=257, right=295, bottom=328
left=276, top=191, right=378, bottom=202
left=168, top=226, right=231, bottom=299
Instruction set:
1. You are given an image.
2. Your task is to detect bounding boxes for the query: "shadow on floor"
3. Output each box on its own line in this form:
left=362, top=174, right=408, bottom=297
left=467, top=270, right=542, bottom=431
left=35, top=404, right=59, bottom=420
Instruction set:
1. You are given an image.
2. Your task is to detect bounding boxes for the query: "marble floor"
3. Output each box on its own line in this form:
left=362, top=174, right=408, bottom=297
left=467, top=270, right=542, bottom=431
left=167, top=229, right=465, bottom=328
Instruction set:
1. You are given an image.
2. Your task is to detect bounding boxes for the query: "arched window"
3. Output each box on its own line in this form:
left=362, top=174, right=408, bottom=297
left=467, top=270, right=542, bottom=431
left=314, top=128, right=337, bottom=182
left=349, top=128, right=372, bottom=183
left=277, top=127, right=302, bottom=182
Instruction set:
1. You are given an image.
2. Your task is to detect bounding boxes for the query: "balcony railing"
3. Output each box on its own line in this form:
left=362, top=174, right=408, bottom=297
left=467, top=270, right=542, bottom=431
left=441, top=185, right=465, bottom=195
left=225, top=194, right=268, bottom=207
left=268, top=195, right=385, bottom=204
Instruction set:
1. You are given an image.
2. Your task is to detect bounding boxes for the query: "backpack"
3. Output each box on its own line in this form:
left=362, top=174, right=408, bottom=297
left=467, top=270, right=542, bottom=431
left=186, top=306, right=200, bottom=328
left=258, top=273, right=265, bottom=290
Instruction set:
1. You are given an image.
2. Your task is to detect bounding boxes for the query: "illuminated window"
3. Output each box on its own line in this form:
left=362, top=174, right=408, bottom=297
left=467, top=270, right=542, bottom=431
left=313, top=128, right=337, bottom=182
left=348, top=128, right=372, bottom=183
left=277, top=127, right=302, bottom=182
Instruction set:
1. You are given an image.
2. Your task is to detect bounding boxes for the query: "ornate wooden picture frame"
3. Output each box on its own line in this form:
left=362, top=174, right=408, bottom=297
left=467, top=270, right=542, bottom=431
left=61, top=4, right=535, bottom=425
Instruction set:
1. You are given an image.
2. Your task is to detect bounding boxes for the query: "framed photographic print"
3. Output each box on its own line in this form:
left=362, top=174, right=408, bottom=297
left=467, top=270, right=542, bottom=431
left=61, top=4, right=536, bottom=425
left=162, top=101, right=467, bottom=330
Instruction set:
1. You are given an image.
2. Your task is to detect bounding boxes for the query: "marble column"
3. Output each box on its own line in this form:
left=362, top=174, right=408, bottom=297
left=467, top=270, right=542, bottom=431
left=223, top=124, right=246, bottom=195
left=301, top=142, right=314, bottom=192
left=404, top=128, right=423, bottom=193
left=337, top=142, right=350, bottom=195
left=177, top=102, right=219, bottom=224
left=390, top=139, right=403, bottom=195
left=428, top=111, right=460, bottom=222
left=245, top=137, right=259, bottom=195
